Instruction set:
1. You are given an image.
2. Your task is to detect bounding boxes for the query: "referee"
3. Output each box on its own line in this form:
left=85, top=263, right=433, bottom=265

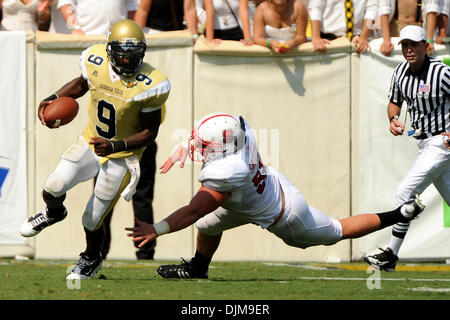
left=365, top=25, right=450, bottom=271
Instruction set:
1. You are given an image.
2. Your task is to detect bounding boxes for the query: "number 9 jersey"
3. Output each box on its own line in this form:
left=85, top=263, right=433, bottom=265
left=79, top=44, right=171, bottom=161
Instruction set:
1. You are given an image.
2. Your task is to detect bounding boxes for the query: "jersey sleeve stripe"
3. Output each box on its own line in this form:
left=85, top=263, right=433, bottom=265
left=80, top=48, right=90, bottom=80
left=141, top=104, right=162, bottom=113
left=132, top=79, right=171, bottom=102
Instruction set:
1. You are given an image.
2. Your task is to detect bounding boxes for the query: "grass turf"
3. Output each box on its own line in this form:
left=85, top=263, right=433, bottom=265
left=0, top=259, right=449, bottom=301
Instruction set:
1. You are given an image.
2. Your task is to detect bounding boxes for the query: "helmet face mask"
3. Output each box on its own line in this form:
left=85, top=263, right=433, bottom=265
left=106, top=19, right=147, bottom=77
left=107, top=42, right=146, bottom=76
left=188, top=113, right=246, bottom=163
left=188, top=130, right=223, bottom=162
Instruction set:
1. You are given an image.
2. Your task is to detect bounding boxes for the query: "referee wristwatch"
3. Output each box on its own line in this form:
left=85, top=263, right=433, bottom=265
left=389, top=115, right=399, bottom=122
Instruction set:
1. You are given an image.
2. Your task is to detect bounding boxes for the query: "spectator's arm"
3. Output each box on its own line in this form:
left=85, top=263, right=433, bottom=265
left=425, top=12, right=437, bottom=54
left=252, top=2, right=267, bottom=47
left=353, top=18, right=373, bottom=54
left=134, top=0, right=151, bottom=28
left=184, top=0, right=199, bottom=35
left=379, top=14, right=394, bottom=56
left=308, top=0, right=329, bottom=52
left=436, top=13, right=448, bottom=44
left=283, top=0, right=307, bottom=50
left=239, top=0, right=253, bottom=45
left=58, top=3, right=84, bottom=34
left=204, top=0, right=219, bottom=43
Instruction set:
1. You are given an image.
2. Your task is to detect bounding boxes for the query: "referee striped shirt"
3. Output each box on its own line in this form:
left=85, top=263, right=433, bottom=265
left=389, top=55, right=450, bottom=138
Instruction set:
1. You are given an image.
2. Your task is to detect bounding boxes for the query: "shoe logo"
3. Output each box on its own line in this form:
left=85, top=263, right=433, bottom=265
left=76, top=258, right=102, bottom=278
left=30, top=213, right=48, bottom=229
left=177, top=269, right=191, bottom=279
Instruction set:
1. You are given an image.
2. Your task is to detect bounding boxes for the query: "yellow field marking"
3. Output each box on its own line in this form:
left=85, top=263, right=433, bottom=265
left=314, top=263, right=450, bottom=272
left=4, top=260, right=450, bottom=272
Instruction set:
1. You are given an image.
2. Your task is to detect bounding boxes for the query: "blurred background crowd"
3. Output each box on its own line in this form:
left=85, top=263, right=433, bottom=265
left=0, top=0, right=449, bottom=56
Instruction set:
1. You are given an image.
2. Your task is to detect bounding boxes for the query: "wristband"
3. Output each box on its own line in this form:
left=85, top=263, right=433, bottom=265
left=266, top=39, right=271, bottom=48
left=389, top=115, right=399, bottom=122
left=153, top=221, right=170, bottom=236
left=110, top=140, right=127, bottom=153
left=43, top=93, right=58, bottom=101
left=426, top=39, right=434, bottom=44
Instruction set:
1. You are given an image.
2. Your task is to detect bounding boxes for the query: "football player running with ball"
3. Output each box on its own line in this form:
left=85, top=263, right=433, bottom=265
left=125, top=113, right=425, bottom=279
left=20, top=20, right=170, bottom=280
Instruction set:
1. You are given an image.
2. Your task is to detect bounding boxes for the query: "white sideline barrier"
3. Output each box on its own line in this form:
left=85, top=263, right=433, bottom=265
left=0, top=31, right=35, bottom=258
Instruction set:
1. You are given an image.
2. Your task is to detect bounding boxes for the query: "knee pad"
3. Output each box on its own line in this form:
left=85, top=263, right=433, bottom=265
left=95, top=160, right=128, bottom=201
left=82, top=205, right=102, bottom=232
left=44, top=171, right=65, bottom=197
left=82, top=213, right=98, bottom=232
left=82, top=195, right=112, bottom=231
left=195, top=216, right=223, bottom=236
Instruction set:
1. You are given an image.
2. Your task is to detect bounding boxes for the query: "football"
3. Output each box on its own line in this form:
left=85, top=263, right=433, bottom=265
left=43, top=96, right=79, bottom=128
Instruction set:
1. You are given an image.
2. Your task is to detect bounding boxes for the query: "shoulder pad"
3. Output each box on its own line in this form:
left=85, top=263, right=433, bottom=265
left=198, top=158, right=249, bottom=192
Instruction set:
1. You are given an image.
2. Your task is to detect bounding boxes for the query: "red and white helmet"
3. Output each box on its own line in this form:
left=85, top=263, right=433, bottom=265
left=189, top=113, right=246, bottom=162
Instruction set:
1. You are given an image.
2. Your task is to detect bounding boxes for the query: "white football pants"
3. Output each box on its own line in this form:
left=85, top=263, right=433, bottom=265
left=196, top=170, right=343, bottom=249
left=43, top=136, right=130, bottom=231
left=395, top=135, right=450, bottom=206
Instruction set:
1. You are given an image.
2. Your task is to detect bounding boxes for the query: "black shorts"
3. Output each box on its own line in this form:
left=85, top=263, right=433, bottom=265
left=214, top=26, right=244, bottom=41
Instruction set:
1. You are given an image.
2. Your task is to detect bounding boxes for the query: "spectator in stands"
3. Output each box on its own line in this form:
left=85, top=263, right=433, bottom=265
left=55, top=0, right=136, bottom=35
left=308, top=0, right=378, bottom=54
left=253, top=0, right=307, bottom=53
left=0, top=0, right=52, bottom=31
left=378, top=0, right=440, bottom=56
left=204, top=0, right=253, bottom=45
left=134, top=0, right=199, bottom=41
left=47, top=1, right=69, bottom=33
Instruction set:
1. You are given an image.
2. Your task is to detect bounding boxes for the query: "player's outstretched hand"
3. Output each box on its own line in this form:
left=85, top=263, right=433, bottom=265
left=159, top=144, right=188, bottom=174
left=89, top=137, right=113, bottom=157
left=125, top=218, right=157, bottom=248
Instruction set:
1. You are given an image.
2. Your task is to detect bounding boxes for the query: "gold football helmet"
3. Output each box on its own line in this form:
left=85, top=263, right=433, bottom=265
left=106, top=19, right=147, bottom=76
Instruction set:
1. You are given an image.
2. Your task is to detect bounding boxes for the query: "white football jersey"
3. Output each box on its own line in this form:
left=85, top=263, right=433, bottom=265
left=198, top=119, right=283, bottom=228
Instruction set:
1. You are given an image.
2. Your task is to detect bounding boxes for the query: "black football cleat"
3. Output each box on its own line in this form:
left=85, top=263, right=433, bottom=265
left=66, top=253, right=103, bottom=280
left=20, top=207, right=67, bottom=237
left=364, top=247, right=399, bottom=272
left=157, top=258, right=208, bottom=279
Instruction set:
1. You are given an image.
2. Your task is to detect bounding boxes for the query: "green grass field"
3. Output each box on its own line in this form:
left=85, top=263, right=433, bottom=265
left=1, top=258, right=449, bottom=302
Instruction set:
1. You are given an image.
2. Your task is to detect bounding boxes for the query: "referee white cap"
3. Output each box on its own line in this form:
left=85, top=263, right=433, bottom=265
left=398, top=25, right=426, bottom=44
